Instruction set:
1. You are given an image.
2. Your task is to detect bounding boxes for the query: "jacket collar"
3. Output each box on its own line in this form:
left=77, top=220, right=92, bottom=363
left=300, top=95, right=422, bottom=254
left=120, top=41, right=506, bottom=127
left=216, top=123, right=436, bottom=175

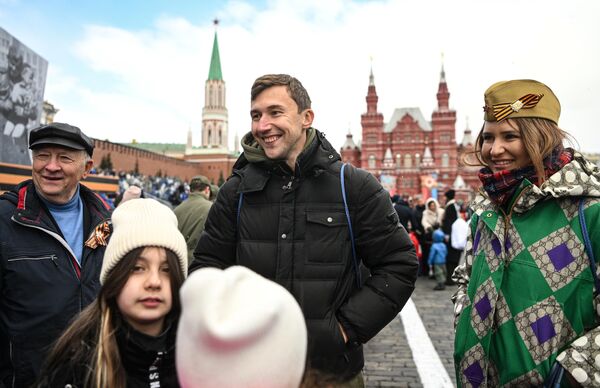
left=4, top=179, right=111, bottom=230
left=234, top=129, right=341, bottom=194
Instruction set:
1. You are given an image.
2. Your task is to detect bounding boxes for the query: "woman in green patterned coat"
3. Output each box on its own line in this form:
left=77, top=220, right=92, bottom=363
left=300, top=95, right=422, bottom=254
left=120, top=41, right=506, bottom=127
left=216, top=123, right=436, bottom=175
left=452, top=79, right=600, bottom=387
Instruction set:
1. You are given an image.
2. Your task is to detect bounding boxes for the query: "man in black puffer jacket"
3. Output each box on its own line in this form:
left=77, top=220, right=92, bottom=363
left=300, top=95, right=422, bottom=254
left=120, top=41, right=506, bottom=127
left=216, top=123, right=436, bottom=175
left=190, top=74, right=418, bottom=385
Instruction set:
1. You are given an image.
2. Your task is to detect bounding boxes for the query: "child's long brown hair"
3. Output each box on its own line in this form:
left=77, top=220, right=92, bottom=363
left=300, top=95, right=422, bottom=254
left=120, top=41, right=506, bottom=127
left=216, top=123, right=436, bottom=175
left=37, top=247, right=184, bottom=388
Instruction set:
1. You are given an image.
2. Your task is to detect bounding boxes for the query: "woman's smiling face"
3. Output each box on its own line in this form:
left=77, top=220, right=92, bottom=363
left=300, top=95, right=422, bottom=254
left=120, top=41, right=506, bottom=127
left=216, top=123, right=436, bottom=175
left=481, top=119, right=532, bottom=172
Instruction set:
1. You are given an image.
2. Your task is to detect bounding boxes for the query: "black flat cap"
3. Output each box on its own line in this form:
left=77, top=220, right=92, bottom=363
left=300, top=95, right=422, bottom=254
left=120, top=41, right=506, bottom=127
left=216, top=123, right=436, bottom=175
left=29, top=122, right=94, bottom=156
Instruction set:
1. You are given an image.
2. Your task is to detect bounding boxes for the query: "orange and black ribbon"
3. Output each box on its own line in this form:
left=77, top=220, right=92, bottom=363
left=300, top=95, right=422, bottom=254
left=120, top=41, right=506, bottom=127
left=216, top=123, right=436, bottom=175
left=85, top=221, right=112, bottom=249
left=485, top=93, right=544, bottom=121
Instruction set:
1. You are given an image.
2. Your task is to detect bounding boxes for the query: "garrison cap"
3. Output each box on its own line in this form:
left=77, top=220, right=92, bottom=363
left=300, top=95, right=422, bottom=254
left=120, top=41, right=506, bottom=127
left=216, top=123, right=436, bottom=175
left=483, top=79, right=561, bottom=124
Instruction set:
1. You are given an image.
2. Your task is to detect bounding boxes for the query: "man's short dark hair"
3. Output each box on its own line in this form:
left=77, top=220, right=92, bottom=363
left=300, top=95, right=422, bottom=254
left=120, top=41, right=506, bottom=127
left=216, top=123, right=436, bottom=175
left=190, top=181, right=209, bottom=192
left=251, top=74, right=311, bottom=112
left=190, top=175, right=211, bottom=192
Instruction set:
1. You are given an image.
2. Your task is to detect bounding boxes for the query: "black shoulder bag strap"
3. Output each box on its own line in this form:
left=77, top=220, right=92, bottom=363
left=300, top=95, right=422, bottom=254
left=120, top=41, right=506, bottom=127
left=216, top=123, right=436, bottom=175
left=341, top=163, right=362, bottom=288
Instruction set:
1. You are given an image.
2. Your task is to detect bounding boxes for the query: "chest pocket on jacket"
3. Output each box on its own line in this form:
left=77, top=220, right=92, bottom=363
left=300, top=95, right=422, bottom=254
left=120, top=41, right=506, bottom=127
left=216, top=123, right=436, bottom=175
left=305, top=211, right=349, bottom=264
left=5, top=253, right=62, bottom=292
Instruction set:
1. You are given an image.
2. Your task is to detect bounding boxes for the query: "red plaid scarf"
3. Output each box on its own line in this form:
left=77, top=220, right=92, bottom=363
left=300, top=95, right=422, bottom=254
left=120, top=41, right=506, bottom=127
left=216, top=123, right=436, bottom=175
left=478, top=147, right=574, bottom=206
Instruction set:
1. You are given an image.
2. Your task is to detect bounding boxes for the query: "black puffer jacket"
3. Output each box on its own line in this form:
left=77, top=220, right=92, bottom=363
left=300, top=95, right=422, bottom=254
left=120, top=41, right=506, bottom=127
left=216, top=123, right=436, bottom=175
left=0, top=180, right=112, bottom=388
left=190, top=130, right=418, bottom=380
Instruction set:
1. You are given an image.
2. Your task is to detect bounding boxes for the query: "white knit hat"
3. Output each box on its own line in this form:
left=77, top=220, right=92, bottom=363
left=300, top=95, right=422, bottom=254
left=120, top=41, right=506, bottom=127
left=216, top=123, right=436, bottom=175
left=176, top=266, right=307, bottom=388
left=100, top=198, right=187, bottom=284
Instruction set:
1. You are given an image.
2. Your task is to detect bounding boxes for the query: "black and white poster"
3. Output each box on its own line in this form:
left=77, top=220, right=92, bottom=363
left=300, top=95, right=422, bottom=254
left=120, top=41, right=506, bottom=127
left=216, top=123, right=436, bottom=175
left=0, top=27, right=47, bottom=165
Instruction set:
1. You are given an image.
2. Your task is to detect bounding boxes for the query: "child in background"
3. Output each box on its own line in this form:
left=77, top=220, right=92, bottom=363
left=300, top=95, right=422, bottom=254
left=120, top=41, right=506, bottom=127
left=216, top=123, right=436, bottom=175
left=428, top=223, right=448, bottom=291
left=36, top=199, right=187, bottom=388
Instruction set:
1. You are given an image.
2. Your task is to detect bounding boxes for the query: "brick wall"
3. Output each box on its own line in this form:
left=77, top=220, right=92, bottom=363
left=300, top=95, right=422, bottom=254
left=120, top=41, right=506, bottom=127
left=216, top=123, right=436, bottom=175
left=92, top=140, right=237, bottom=184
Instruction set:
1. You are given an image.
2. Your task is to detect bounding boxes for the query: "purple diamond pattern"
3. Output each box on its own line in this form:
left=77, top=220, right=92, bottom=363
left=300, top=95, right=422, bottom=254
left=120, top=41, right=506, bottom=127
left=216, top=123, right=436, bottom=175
left=528, top=226, right=586, bottom=292
left=504, top=236, right=512, bottom=251
left=530, top=315, right=556, bottom=344
left=473, top=230, right=481, bottom=253
left=464, top=362, right=484, bottom=388
left=514, top=296, right=576, bottom=364
left=470, top=278, right=497, bottom=339
left=475, top=294, right=492, bottom=321
left=459, top=344, right=487, bottom=388
left=481, top=221, right=505, bottom=274
left=548, top=243, right=575, bottom=271
left=491, top=238, right=501, bottom=256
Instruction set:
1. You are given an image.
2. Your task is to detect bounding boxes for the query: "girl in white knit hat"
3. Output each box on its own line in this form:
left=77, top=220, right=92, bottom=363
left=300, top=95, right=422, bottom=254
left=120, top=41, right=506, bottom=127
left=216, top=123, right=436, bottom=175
left=36, top=198, right=187, bottom=388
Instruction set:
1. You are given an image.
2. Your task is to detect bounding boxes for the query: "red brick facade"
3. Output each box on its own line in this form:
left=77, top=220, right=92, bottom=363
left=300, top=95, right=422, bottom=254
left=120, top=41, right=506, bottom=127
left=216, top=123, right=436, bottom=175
left=341, top=67, right=480, bottom=202
left=92, top=139, right=237, bottom=184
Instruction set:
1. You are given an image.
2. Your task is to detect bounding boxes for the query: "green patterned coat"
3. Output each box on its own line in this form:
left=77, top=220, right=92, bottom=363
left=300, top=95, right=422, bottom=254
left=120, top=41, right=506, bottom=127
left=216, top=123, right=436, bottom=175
left=453, top=153, right=600, bottom=387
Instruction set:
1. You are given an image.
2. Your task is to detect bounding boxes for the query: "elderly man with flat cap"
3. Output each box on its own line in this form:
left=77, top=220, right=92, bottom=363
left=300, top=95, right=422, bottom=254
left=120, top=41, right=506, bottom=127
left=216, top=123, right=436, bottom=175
left=174, top=175, right=213, bottom=265
left=0, top=122, right=112, bottom=387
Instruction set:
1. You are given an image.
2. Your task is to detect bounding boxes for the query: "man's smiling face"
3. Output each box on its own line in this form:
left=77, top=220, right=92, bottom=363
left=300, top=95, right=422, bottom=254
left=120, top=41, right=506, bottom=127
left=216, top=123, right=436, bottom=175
left=250, top=85, right=313, bottom=169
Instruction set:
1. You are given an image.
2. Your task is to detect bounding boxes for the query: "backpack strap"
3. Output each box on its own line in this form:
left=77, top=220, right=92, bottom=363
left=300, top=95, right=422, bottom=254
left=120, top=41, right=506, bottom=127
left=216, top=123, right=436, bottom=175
left=341, top=163, right=362, bottom=288
left=237, top=192, right=244, bottom=226
left=578, top=197, right=600, bottom=295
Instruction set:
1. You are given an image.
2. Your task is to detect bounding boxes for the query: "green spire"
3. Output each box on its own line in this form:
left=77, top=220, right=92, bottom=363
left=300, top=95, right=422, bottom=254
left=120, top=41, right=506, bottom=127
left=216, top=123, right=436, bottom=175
left=208, top=30, right=222, bottom=81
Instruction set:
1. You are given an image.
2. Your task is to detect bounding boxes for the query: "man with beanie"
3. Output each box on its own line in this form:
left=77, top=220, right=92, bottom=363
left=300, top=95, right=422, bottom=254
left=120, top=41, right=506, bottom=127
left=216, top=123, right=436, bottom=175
left=174, top=175, right=213, bottom=265
left=441, top=189, right=461, bottom=285
left=0, top=122, right=112, bottom=387
left=191, top=74, right=418, bottom=386
left=177, top=266, right=307, bottom=388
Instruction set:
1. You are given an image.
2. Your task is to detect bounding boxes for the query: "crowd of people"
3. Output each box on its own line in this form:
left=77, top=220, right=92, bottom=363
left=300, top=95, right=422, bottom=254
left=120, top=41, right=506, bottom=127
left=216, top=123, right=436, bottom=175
left=1, top=74, right=599, bottom=388
left=391, top=191, right=469, bottom=291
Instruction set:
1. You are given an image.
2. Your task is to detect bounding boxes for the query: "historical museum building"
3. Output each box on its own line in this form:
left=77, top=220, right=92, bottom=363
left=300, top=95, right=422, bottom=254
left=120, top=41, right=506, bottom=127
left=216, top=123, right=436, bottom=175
left=341, top=65, right=480, bottom=201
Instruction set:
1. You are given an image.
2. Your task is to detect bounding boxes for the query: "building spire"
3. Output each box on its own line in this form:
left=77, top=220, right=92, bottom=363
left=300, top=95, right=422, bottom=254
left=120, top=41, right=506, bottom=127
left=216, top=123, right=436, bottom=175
left=369, top=56, right=375, bottom=86
left=461, top=116, right=473, bottom=146
left=440, top=52, right=446, bottom=82
left=436, top=52, right=449, bottom=110
left=366, top=58, right=379, bottom=113
left=208, top=19, right=223, bottom=81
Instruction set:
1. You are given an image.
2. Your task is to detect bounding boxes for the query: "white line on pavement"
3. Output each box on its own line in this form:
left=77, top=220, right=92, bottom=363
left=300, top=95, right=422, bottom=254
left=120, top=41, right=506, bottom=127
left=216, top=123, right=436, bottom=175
left=399, top=297, right=455, bottom=387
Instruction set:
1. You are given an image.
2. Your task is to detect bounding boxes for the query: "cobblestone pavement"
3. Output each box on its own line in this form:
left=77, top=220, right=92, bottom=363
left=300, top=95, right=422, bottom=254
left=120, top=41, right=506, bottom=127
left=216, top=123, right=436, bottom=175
left=363, top=275, right=458, bottom=387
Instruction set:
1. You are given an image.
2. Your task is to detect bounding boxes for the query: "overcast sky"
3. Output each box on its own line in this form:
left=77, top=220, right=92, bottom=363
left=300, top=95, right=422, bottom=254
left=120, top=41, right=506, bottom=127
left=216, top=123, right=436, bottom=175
left=2, top=0, right=599, bottom=153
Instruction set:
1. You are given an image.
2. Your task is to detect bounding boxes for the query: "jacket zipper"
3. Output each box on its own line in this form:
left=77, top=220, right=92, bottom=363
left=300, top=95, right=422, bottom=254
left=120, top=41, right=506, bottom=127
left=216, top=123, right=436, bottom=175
left=10, top=341, right=14, bottom=388
left=11, top=217, right=81, bottom=279
left=7, top=254, right=59, bottom=267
